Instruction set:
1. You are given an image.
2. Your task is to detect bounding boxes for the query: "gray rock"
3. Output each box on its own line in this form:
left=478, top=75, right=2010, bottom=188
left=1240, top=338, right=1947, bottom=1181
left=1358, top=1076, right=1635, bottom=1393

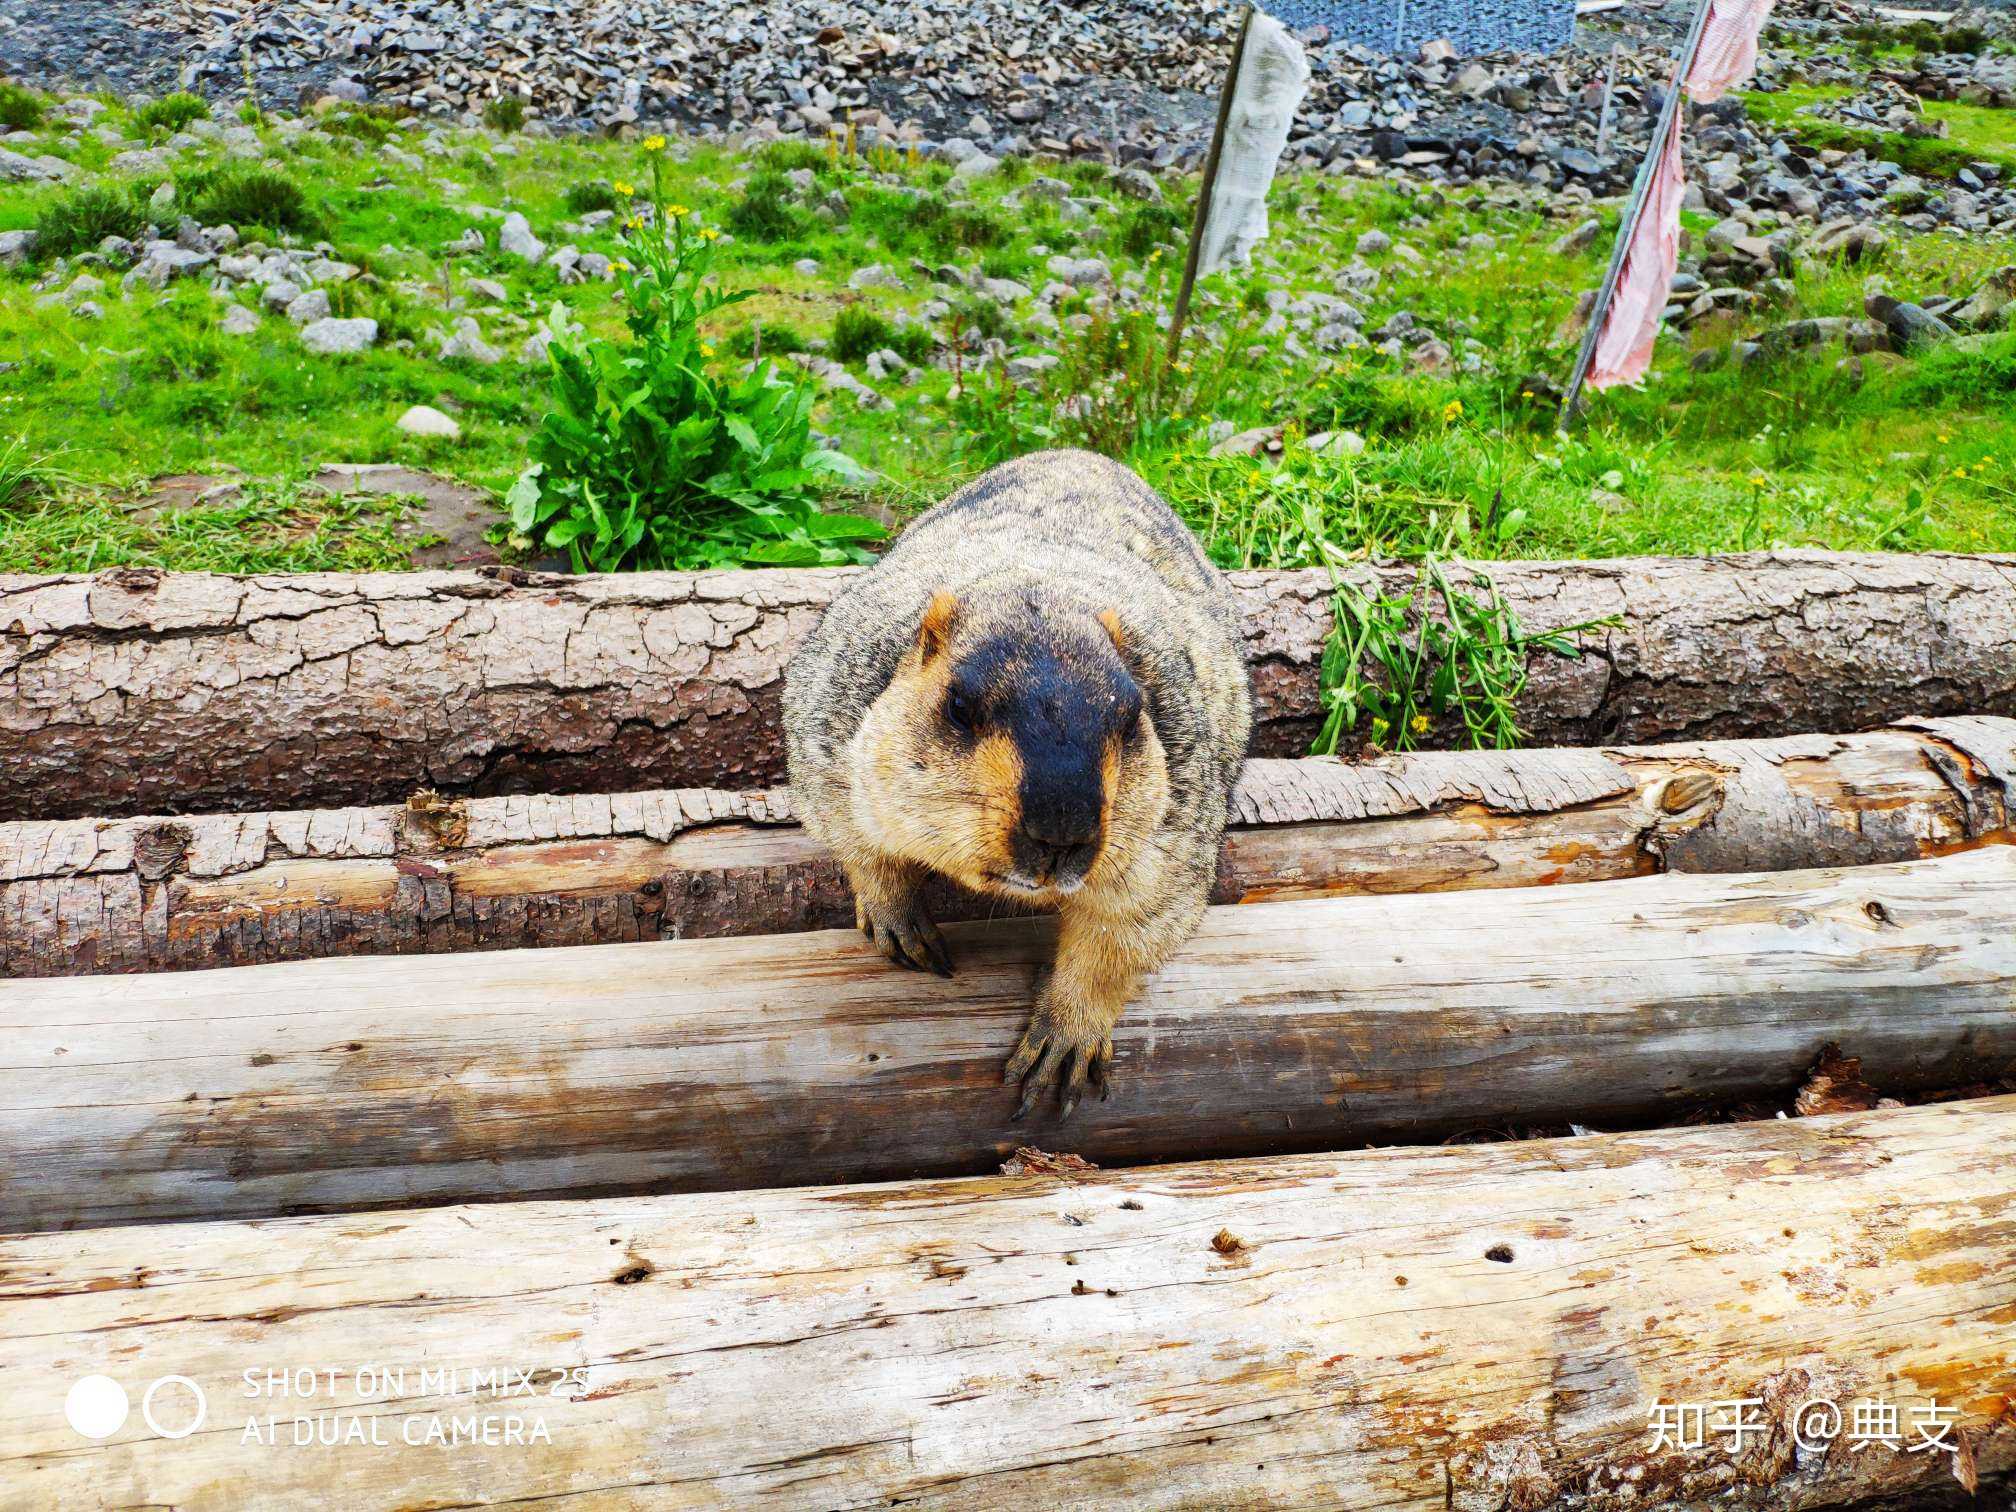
left=437, top=315, right=504, bottom=364
left=221, top=303, right=262, bottom=335
left=285, top=289, right=332, bottom=325
left=499, top=212, right=544, bottom=263
left=1355, top=229, right=1391, bottom=256
left=1864, top=292, right=1953, bottom=349
left=0, top=229, right=35, bottom=267
left=1551, top=219, right=1600, bottom=256
left=300, top=317, right=379, bottom=355
left=1111, top=167, right=1161, bottom=202
left=849, top=263, right=905, bottom=291
left=1046, top=254, right=1110, bottom=288
left=397, top=404, right=462, bottom=439
left=952, top=153, right=1000, bottom=180
left=262, top=279, right=303, bottom=312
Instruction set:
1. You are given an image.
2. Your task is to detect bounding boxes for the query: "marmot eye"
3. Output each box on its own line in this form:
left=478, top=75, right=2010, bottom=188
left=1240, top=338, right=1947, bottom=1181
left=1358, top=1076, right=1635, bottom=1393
left=946, top=689, right=978, bottom=733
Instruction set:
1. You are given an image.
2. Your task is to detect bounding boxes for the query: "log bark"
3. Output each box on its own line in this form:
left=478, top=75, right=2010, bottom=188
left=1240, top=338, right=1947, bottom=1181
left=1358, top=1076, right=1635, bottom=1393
left=5, top=718, right=2010, bottom=978
left=1, top=1097, right=2010, bottom=1510
left=3, top=551, right=2012, bottom=821
left=7, top=848, right=2013, bottom=1232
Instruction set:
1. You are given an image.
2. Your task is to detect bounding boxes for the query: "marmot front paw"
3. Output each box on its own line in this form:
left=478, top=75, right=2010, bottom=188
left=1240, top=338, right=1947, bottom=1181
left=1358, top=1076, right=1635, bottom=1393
left=856, top=894, right=954, bottom=978
left=1004, top=999, right=1114, bottom=1122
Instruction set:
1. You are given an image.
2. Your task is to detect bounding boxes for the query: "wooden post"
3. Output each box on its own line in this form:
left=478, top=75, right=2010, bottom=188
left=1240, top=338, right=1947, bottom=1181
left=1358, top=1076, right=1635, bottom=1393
left=1168, top=5, right=1254, bottom=362
left=1596, top=41, right=1621, bottom=158
left=1560, top=0, right=1715, bottom=425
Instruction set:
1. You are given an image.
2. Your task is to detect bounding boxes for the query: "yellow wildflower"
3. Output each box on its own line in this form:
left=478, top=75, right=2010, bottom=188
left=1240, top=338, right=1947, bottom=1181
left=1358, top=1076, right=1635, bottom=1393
left=700, top=342, right=716, bottom=357
left=1953, top=465, right=1968, bottom=478
left=1370, top=717, right=1390, bottom=742
left=1938, top=432, right=1952, bottom=443
left=613, top=180, right=634, bottom=197
left=666, top=202, right=690, bottom=217
left=624, top=215, right=643, bottom=231
left=1442, top=399, right=1463, bottom=422
left=642, top=134, right=667, bottom=152
left=699, top=227, right=720, bottom=241
left=1748, top=473, right=1766, bottom=487
left=1409, top=713, right=1430, bottom=735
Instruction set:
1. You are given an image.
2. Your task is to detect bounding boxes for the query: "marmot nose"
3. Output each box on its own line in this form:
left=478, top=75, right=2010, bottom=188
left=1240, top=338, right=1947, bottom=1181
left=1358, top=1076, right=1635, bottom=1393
left=1017, top=818, right=1100, bottom=882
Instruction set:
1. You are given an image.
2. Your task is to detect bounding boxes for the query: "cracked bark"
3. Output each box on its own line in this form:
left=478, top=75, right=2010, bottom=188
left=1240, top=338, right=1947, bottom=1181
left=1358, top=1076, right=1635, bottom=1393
left=4, top=551, right=2013, bottom=821
left=0, top=1097, right=2010, bottom=1508
left=4, top=720, right=2011, bottom=977
left=7, top=847, right=2014, bottom=1230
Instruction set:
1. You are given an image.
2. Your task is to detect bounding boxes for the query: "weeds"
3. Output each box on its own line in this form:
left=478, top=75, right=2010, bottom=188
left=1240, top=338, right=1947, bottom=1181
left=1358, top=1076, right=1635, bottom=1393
left=0, top=82, right=45, bottom=132
left=830, top=306, right=932, bottom=364
left=1313, top=560, right=1616, bottom=755
left=31, top=186, right=150, bottom=257
left=188, top=168, right=316, bottom=234
left=134, top=92, right=209, bottom=136
left=481, top=94, right=528, bottom=133
left=563, top=180, right=622, bottom=215
left=0, top=437, right=75, bottom=512
left=726, top=172, right=811, bottom=243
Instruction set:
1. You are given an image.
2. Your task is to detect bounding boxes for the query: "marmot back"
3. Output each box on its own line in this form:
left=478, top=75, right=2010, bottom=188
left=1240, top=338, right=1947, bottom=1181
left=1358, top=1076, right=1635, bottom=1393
left=784, top=448, right=1252, bottom=1120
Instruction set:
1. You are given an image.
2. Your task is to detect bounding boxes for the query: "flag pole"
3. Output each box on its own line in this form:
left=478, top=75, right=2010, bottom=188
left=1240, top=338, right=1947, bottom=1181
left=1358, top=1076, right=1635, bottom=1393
left=1168, top=4, right=1256, bottom=364
left=1559, top=0, right=1716, bottom=427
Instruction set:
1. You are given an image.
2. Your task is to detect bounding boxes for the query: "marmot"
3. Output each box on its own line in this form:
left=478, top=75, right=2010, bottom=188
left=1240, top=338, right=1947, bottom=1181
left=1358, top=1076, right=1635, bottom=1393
left=783, top=449, right=1252, bottom=1119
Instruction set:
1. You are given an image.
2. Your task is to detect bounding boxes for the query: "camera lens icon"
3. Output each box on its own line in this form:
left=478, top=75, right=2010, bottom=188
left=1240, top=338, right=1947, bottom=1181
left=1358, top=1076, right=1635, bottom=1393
left=64, top=1375, right=207, bottom=1440
left=63, top=1376, right=128, bottom=1440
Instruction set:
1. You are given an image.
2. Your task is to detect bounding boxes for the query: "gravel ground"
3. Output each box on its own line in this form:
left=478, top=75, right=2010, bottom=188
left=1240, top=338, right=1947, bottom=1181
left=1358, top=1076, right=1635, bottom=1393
left=4, top=0, right=2011, bottom=227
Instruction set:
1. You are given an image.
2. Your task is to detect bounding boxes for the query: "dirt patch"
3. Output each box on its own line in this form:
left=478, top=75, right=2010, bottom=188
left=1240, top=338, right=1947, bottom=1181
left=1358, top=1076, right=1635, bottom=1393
left=310, top=463, right=504, bottom=570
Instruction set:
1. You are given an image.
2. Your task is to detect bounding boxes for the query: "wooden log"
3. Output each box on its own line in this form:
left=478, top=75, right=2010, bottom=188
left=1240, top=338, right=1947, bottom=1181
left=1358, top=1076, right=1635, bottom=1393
left=3, top=551, right=2013, bottom=820
left=7, top=848, right=2014, bottom=1232
left=5, top=718, right=2010, bottom=977
left=1, top=1097, right=2010, bottom=1509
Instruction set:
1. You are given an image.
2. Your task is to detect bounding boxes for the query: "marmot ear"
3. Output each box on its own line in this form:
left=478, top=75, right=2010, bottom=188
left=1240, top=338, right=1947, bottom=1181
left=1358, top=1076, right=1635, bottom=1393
left=1097, top=608, right=1126, bottom=655
left=917, top=590, right=959, bottom=664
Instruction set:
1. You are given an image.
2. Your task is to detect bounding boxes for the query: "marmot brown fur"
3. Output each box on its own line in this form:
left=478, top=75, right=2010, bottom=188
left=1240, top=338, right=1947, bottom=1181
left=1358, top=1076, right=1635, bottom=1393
left=783, top=449, right=1253, bottom=1119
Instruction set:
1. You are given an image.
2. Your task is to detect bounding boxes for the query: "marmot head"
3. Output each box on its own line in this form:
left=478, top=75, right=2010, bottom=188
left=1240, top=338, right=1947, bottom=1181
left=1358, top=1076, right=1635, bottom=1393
left=847, top=586, right=1172, bottom=900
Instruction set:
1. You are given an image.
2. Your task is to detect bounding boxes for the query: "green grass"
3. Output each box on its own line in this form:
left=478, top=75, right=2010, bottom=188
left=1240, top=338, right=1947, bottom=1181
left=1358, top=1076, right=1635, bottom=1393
left=1743, top=84, right=2016, bottom=179
left=2, top=95, right=2014, bottom=576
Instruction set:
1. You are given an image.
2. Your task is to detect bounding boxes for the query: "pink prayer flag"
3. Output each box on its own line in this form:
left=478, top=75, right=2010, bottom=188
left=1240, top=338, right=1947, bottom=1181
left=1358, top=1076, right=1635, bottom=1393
left=1688, top=0, right=1776, bottom=103
left=1584, top=0, right=1775, bottom=389
left=1585, top=112, right=1685, bottom=390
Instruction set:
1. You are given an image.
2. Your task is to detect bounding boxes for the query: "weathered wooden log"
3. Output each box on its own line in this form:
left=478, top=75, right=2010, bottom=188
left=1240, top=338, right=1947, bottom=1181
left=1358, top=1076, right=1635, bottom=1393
left=2, top=1097, right=2009, bottom=1509
left=5, top=718, right=2009, bottom=977
left=3, top=551, right=2012, bottom=820
left=7, top=848, right=2013, bottom=1232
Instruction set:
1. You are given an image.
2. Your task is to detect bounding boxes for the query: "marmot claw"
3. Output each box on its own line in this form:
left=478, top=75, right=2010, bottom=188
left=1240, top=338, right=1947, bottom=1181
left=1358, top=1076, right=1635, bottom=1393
left=856, top=897, right=954, bottom=978
left=1004, top=1013, right=1113, bottom=1122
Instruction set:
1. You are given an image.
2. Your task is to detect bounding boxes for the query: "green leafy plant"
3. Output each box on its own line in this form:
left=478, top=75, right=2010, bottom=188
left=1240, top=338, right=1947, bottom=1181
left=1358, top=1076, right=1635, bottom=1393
left=134, top=91, right=210, bottom=136
left=31, top=185, right=149, bottom=257
left=510, top=145, right=881, bottom=571
left=0, top=81, right=45, bottom=132
left=1312, top=558, right=1616, bottom=755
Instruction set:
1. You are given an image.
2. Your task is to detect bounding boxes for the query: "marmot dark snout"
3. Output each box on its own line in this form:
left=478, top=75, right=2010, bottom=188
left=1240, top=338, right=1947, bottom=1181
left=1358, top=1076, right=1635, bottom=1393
left=783, top=449, right=1252, bottom=1118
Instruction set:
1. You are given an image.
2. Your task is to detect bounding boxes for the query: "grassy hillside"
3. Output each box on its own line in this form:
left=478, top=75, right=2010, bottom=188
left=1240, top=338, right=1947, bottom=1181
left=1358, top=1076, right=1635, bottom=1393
left=2, top=90, right=2013, bottom=576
